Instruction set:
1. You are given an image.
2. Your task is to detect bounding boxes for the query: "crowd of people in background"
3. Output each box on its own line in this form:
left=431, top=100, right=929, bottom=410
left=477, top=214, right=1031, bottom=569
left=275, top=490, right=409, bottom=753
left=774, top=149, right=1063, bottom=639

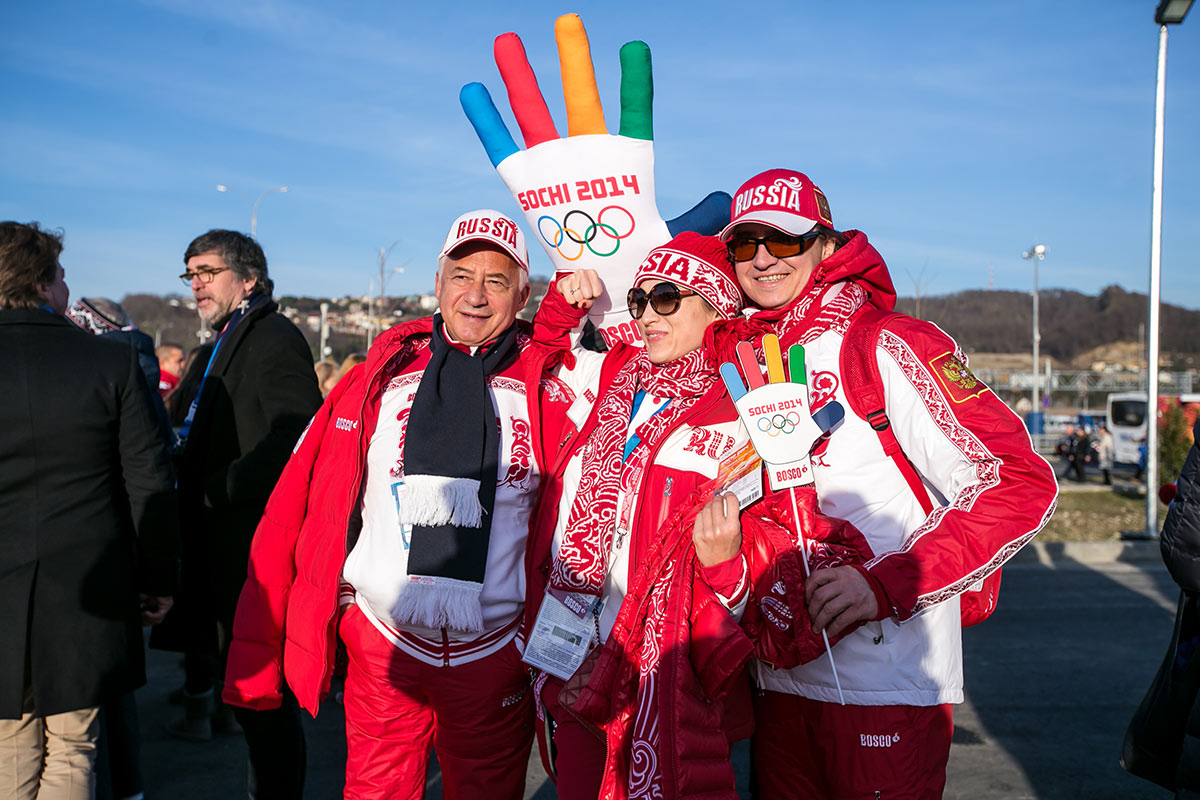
left=1054, top=422, right=1118, bottom=485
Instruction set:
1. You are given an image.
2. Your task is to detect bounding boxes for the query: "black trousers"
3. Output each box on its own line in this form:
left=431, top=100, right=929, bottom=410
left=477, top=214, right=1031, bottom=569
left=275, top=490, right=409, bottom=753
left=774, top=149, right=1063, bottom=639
left=95, top=692, right=142, bottom=800
left=232, top=689, right=307, bottom=800
left=1070, top=457, right=1086, bottom=482
left=218, top=592, right=305, bottom=800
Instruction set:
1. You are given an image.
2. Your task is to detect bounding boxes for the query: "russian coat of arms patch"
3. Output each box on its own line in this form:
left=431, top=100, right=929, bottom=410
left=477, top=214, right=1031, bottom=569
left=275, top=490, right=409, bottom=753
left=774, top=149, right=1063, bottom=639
left=929, top=351, right=989, bottom=404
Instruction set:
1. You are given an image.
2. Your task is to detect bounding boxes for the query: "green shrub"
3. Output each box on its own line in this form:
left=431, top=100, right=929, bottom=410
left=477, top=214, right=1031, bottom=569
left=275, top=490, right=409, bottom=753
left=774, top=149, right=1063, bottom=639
left=1159, top=400, right=1192, bottom=483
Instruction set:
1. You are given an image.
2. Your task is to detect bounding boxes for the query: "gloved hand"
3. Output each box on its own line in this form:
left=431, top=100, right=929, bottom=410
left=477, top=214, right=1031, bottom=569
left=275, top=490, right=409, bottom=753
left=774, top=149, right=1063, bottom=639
left=460, top=13, right=729, bottom=348
left=720, top=335, right=844, bottom=490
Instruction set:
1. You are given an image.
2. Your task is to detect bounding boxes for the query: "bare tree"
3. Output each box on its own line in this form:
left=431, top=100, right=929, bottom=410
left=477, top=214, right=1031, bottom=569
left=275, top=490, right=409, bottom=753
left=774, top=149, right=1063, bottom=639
left=905, top=259, right=937, bottom=321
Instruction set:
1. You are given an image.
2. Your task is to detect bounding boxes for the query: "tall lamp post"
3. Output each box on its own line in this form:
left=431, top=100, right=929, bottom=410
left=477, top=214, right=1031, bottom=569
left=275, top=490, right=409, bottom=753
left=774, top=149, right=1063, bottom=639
left=378, top=239, right=406, bottom=316
left=1021, top=244, right=1047, bottom=429
left=215, top=184, right=289, bottom=239
left=1145, top=0, right=1193, bottom=539
left=368, top=240, right=405, bottom=347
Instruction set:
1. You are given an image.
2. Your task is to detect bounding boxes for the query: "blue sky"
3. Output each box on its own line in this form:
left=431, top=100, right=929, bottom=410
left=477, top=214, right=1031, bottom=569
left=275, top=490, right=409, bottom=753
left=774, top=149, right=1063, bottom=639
left=3, top=1, right=1198, bottom=308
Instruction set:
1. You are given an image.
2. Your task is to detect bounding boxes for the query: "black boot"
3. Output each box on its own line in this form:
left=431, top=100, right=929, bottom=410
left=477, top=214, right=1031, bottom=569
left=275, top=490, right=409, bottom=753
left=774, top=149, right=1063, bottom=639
left=165, top=689, right=212, bottom=742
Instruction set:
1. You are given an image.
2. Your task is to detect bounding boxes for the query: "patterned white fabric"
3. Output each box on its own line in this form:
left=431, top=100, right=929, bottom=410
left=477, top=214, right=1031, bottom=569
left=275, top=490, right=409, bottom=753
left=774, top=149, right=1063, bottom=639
left=550, top=347, right=715, bottom=596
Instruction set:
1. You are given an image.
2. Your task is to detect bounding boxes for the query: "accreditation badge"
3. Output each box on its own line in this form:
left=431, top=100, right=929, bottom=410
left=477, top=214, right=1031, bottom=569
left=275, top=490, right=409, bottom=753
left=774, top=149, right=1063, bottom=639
left=715, top=440, right=764, bottom=509
left=522, top=587, right=601, bottom=681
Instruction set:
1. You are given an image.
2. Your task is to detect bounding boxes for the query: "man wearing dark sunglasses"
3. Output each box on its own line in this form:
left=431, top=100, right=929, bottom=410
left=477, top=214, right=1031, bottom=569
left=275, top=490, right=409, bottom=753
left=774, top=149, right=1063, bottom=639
left=718, top=168, right=1058, bottom=799
left=725, top=226, right=830, bottom=312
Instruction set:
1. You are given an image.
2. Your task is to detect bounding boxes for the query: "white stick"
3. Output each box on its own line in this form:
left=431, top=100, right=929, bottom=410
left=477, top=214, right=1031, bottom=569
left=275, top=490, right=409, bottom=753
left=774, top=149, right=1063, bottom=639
left=789, top=486, right=845, bottom=706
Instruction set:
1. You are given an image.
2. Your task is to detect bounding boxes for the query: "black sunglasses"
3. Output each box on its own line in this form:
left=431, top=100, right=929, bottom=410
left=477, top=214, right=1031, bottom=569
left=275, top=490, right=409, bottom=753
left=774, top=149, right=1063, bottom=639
left=727, top=229, right=823, bottom=262
left=627, top=282, right=698, bottom=320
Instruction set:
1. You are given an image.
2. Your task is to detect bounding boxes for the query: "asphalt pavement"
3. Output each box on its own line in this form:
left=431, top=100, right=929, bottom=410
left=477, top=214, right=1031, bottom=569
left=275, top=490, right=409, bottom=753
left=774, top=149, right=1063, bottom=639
left=135, top=553, right=1180, bottom=798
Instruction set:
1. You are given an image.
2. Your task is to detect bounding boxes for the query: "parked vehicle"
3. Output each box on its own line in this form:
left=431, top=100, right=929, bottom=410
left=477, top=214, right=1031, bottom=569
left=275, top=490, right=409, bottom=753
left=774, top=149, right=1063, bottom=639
left=1106, top=392, right=1200, bottom=464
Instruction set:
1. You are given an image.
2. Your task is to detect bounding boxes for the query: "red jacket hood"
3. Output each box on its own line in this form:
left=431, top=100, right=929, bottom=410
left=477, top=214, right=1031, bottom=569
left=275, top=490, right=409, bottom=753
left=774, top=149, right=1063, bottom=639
left=810, top=229, right=896, bottom=313
left=366, top=316, right=433, bottom=373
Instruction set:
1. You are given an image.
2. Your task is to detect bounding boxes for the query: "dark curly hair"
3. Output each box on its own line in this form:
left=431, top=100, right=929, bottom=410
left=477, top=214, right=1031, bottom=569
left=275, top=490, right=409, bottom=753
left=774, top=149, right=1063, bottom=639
left=0, top=221, right=64, bottom=310
left=184, top=229, right=274, bottom=296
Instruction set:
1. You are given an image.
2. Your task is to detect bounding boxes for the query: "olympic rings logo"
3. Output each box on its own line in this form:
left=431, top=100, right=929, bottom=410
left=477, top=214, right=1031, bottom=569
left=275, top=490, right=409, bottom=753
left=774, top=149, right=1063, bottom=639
left=757, top=411, right=802, bottom=437
left=538, top=206, right=636, bottom=261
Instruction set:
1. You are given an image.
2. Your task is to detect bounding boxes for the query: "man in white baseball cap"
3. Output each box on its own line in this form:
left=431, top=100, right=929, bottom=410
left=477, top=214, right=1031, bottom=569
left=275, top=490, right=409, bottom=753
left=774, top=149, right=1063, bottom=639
left=435, top=208, right=530, bottom=347
left=223, top=209, right=578, bottom=798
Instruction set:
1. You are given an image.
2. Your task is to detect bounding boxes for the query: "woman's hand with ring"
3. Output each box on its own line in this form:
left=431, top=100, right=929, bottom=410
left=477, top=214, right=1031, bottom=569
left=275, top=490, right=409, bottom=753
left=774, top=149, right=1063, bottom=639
left=556, top=268, right=604, bottom=310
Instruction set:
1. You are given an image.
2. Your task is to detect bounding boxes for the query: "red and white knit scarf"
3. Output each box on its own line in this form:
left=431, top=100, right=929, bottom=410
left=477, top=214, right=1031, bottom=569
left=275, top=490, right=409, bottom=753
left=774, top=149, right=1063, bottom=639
left=550, top=347, right=716, bottom=596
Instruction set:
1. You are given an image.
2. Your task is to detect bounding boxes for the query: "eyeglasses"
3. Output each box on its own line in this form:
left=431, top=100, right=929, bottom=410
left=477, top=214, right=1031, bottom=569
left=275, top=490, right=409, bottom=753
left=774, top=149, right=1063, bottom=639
left=178, top=266, right=230, bottom=286
left=727, top=230, right=823, bottom=262
left=627, top=282, right=698, bottom=320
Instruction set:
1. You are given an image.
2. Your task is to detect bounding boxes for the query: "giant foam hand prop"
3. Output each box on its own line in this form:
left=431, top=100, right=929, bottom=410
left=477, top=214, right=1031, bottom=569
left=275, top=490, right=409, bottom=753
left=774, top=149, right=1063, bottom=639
left=461, top=13, right=730, bottom=348
left=721, top=335, right=844, bottom=491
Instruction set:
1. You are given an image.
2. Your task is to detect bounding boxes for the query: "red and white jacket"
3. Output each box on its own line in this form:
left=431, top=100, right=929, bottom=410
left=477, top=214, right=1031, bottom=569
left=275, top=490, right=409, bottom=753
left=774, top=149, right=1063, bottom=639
left=526, top=292, right=755, bottom=798
left=222, top=317, right=572, bottom=714
left=527, top=290, right=751, bottom=642
left=718, top=231, right=1059, bottom=707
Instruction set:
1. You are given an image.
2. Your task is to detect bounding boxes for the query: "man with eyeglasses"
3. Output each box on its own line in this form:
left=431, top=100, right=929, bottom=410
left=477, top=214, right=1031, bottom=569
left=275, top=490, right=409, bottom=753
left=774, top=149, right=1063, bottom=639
left=153, top=229, right=320, bottom=798
left=717, top=169, right=1058, bottom=798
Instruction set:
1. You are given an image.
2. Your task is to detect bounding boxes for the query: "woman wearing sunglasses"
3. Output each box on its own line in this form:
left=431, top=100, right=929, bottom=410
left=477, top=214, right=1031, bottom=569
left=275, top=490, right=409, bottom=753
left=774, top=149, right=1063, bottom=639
left=522, top=231, right=760, bottom=799
left=716, top=168, right=1058, bottom=799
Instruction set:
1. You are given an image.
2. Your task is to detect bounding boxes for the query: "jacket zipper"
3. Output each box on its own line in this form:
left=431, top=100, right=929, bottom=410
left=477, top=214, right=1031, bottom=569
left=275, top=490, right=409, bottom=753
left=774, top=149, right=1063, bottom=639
left=318, top=353, right=385, bottom=697
left=595, top=388, right=723, bottom=786
left=623, top=389, right=724, bottom=565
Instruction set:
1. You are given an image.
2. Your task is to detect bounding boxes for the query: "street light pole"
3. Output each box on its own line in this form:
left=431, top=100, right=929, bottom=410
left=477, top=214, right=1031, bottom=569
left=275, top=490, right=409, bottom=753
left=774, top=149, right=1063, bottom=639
left=1022, top=245, right=1047, bottom=428
left=1145, top=0, right=1192, bottom=539
left=216, top=184, right=289, bottom=239
left=375, top=240, right=405, bottom=343
left=366, top=280, right=375, bottom=349
left=319, top=302, right=330, bottom=359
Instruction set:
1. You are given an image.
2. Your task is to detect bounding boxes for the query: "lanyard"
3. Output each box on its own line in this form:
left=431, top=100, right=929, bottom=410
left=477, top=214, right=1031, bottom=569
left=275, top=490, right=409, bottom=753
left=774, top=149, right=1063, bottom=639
left=623, top=390, right=670, bottom=461
left=614, top=390, right=671, bottom=550
left=178, top=295, right=261, bottom=442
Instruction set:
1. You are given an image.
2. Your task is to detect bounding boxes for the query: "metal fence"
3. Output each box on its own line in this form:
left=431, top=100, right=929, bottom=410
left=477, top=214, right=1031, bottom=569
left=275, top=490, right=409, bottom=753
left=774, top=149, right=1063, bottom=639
left=1031, top=433, right=1062, bottom=454
left=975, top=369, right=1194, bottom=395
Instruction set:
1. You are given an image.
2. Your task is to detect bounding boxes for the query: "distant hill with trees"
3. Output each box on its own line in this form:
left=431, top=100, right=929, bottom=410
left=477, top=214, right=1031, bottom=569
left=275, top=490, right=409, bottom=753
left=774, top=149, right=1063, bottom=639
left=895, top=284, right=1200, bottom=367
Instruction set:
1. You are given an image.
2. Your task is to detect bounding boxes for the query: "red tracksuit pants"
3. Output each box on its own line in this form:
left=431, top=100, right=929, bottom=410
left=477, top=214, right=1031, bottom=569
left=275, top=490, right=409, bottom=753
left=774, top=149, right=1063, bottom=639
left=752, top=691, right=953, bottom=800
left=537, top=676, right=606, bottom=800
left=338, top=604, right=535, bottom=800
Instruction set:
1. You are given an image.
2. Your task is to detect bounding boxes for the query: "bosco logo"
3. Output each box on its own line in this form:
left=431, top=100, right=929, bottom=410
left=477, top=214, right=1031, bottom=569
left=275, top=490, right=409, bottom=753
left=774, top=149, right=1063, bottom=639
left=757, top=411, right=802, bottom=437
left=759, top=596, right=793, bottom=630
left=538, top=205, right=636, bottom=261
left=859, top=732, right=901, bottom=748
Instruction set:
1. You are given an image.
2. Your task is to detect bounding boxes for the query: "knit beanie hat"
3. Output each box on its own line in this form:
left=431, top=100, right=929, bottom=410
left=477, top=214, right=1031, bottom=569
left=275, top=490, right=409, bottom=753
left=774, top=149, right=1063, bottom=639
left=631, top=231, right=743, bottom=319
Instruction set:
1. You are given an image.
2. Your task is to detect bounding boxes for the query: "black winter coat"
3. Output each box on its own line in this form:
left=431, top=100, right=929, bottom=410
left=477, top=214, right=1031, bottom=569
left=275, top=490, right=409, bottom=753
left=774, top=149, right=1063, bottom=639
left=100, top=327, right=175, bottom=449
left=1162, top=421, right=1200, bottom=593
left=152, top=298, right=321, bottom=650
left=0, top=310, right=180, bottom=719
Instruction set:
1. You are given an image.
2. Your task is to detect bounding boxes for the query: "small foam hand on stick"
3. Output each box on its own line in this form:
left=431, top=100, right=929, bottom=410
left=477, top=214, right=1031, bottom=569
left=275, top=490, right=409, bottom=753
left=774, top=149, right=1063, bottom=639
left=719, top=334, right=847, bottom=704
left=719, top=335, right=843, bottom=491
